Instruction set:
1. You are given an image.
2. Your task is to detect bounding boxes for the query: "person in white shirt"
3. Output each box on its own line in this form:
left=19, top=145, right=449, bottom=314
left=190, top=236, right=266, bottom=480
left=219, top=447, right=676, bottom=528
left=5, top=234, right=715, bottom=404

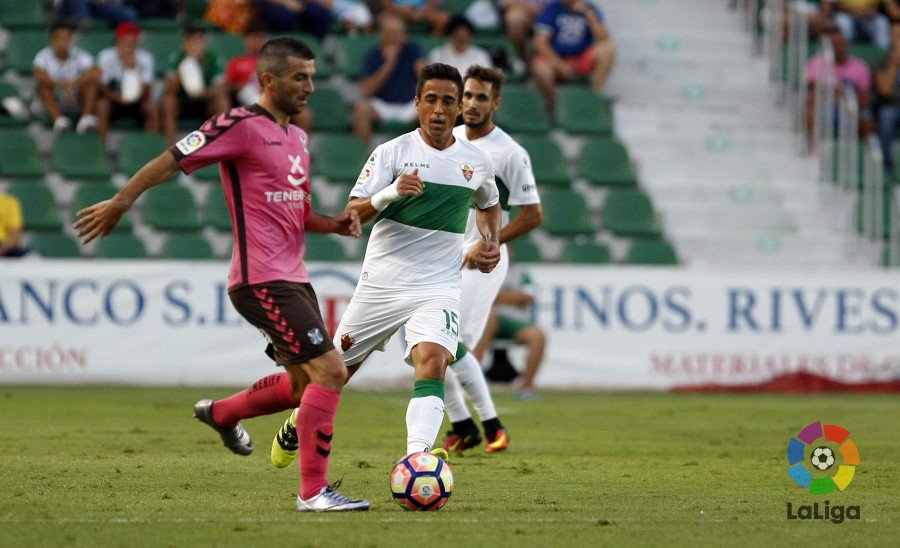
left=33, top=20, right=101, bottom=133
left=427, top=15, right=492, bottom=76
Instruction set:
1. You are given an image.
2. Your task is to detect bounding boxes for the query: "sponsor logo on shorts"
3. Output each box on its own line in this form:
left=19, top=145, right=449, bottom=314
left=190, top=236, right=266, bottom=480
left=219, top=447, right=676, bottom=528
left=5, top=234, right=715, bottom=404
left=340, top=333, right=355, bottom=352
left=460, top=162, right=474, bottom=181
left=175, top=131, right=206, bottom=156
left=307, top=328, right=324, bottom=345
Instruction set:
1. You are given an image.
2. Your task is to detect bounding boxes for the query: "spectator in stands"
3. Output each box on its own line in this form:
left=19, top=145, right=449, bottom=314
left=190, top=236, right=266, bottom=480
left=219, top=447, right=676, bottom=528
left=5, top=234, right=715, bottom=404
left=427, top=15, right=492, bottom=75
left=253, top=0, right=335, bottom=41
left=333, top=0, right=375, bottom=34
left=473, top=284, right=546, bottom=400
left=379, top=0, right=450, bottom=36
left=54, top=0, right=138, bottom=29
left=161, top=24, right=229, bottom=143
left=497, top=0, right=550, bottom=64
left=0, top=192, right=29, bottom=258
left=874, top=22, right=900, bottom=176
left=132, top=0, right=179, bottom=18
left=824, top=0, right=891, bottom=50
left=805, top=25, right=874, bottom=151
left=95, top=22, right=159, bottom=140
left=531, top=0, right=616, bottom=114
left=352, top=13, right=425, bottom=144
left=33, top=20, right=101, bottom=134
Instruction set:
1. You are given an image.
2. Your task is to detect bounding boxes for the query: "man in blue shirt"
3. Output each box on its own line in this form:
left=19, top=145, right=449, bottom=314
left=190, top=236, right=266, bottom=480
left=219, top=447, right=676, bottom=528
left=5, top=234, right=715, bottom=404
left=353, top=13, right=426, bottom=144
left=531, top=0, right=616, bottom=113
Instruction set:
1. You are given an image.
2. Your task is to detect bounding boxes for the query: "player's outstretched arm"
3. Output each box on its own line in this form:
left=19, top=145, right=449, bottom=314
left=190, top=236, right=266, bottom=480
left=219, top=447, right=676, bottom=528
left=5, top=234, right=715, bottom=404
left=306, top=209, right=362, bottom=237
left=74, top=150, right=180, bottom=244
left=344, top=168, right=424, bottom=224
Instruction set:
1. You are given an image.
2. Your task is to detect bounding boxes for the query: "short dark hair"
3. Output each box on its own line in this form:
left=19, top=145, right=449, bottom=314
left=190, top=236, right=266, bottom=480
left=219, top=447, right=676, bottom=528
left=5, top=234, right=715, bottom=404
left=256, top=37, right=316, bottom=79
left=446, top=15, right=474, bottom=35
left=416, top=63, right=463, bottom=99
left=464, top=65, right=506, bottom=97
left=49, top=20, right=76, bottom=34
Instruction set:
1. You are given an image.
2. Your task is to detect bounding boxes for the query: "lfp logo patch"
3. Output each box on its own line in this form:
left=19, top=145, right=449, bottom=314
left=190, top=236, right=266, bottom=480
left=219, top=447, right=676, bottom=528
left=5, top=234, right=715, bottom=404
left=787, top=421, right=860, bottom=494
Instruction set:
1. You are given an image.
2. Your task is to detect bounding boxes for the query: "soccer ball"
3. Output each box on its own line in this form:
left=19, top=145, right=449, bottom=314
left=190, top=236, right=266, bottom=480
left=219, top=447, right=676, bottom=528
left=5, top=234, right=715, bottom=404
left=390, top=451, right=454, bottom=511
left=810, top=446, right=835, bottom=471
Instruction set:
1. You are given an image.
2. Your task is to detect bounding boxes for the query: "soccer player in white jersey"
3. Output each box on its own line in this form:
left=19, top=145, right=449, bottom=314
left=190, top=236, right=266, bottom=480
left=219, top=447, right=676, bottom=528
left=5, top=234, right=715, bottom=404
left=442, top=66, right=543, bottom=454
left=270, top=63, right=501, bottom=463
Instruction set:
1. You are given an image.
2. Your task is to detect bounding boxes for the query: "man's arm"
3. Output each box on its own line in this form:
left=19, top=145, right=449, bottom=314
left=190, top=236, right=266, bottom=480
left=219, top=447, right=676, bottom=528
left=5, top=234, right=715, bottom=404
left=306, top=210, right=362, bottom=237
left=499, top=203, right=543, bottom=244
left=575, top=1, right=610, bottom=42
left=359, top=48, right=401, bottom=97
left=344, top=168, right=424, bottom=224
left=74, top=150, right=181, bottom=243
left=473, top=203, right=502, bottom=273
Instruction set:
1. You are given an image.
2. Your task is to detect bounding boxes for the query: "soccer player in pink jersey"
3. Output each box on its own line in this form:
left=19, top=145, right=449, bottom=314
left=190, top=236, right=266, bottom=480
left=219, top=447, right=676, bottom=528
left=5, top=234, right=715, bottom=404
left=74, top=37, right=370, bottom=512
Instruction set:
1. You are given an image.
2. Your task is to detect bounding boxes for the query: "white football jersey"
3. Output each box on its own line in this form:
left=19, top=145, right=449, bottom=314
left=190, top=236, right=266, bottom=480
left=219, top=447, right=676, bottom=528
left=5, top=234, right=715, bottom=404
left=452, top=124, right=540, bottom=248
left=350, top=129, right=499, bottom=294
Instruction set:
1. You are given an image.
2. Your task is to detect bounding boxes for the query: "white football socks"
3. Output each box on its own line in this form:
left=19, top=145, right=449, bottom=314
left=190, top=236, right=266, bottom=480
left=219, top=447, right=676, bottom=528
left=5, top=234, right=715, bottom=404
left=406, top=395, right=445, bottom=454
left=449, top=351, right=497, bottom=421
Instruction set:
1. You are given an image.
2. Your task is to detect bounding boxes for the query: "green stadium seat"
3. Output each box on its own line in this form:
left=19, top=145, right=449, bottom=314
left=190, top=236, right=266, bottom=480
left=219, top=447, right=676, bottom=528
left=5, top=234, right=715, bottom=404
left=0, top=0, right=47, bottom=30
left=28, top=232, right=82, bottom=258
left=493, top=87, right=551, bottom=134
left=140, top=17, right=183, bottom=31
left=142, top=30, right=182, bottom=77
left=538, top=189, right=595, bottom=236
left=51, top=133, right=111, bottom=180
left=161, top=234, right=215, bottom=259
left=443, top=0, right=475, bottom=15
left=192, top=163, right=221, bottom=182
left=556, top=87, right=613, bottom=136
left=560, top=240, right=612, bottom=263
left=518, top=136, right=570, bottom=187
left=183, top=0, right=210, bottom=21
left=94, top=233, right=147, bottom=259
left=71, top=183, right=133, bottom=232
left=282, top=32, right=331, bottom=79
left=77, top=29, right=115, bottom=57
left=307, top=87, right=350, bottom=132
left=1, top=30, right=46, bottom=74
left=0, top=83, right=30, bottom=128
left=117, top=132, right=171, bottom=177
left=204, top=188, right=232, bottom=231
left=509, top=235, right=542, bottom=263
left=313, top=134, right=369, bottom=183
left=142, top=184, right=202, bottom=232
left=375, top=118, right=418, bottom=135
left=6, top=183, right=63, bottom=232
left=578, top=137, right=638, bottom=188
left=305, top=233, right=348, bottom=261
left=209, top=32, right=247, bottom=64
left=0, top=129, right=45, bottom=177
left=334, top=35, right=380, bottom=79
left=601, top=189, right=663, bottom=238
left=625, top=238, right=679, bottom=265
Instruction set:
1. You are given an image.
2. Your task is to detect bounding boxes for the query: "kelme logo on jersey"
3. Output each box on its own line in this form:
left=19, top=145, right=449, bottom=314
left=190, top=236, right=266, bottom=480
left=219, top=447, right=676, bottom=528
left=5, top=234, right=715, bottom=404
left=175, top=131, right=206, bottom=156
left=460, top=162, right=474, bottom=181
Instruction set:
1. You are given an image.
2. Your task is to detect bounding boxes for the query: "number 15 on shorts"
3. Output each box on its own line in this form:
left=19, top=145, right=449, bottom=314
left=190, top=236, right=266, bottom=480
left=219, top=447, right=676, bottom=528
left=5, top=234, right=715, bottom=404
left=442, top=309, right=459, bottom=336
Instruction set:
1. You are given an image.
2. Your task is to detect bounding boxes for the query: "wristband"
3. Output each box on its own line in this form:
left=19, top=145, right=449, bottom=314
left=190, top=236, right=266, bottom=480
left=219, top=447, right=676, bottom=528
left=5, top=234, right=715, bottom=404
left=371, top=181, right=402, bottom=211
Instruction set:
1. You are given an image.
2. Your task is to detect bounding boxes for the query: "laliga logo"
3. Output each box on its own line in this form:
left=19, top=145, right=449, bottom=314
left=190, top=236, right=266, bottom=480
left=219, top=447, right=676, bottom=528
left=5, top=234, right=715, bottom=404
left=786, top=421, right=861, bottom=523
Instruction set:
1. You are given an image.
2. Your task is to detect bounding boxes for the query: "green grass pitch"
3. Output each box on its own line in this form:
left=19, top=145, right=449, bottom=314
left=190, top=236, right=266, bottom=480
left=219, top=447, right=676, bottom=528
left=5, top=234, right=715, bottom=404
left=0, top=386, right=897, bottom=546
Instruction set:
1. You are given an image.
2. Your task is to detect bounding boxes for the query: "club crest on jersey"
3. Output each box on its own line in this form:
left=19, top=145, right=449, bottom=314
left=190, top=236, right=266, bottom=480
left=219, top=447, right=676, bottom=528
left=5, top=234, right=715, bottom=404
left=340, top=333, right=355, bottom=352
left=175, top=131, right=206, bottom=156
left=460, top=162, right=474, bottom=181
left=358, top=167, right=372, bottom=182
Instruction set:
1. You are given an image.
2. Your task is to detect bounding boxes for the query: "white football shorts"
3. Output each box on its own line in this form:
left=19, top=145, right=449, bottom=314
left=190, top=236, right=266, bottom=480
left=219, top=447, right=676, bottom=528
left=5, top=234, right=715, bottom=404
left=458, top=244, right=509, bottom=348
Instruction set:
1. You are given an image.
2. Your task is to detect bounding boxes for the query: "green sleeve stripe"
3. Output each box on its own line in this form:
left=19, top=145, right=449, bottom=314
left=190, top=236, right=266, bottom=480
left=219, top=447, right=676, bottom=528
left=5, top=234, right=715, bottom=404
left=412, top=379, right=445, bottom=399
left=381, top=181, right=474, bottom=233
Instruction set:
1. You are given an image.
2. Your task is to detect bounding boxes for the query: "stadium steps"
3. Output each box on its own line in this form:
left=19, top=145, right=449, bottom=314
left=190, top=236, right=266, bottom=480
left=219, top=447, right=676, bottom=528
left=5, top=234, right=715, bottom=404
left=602, top=0, right=881, bottom=267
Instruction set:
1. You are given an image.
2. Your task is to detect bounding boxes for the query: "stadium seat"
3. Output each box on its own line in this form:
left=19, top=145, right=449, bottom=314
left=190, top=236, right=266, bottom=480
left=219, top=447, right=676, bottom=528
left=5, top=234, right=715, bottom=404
left=305, top=233, right=348, bottom=261
left=0, top=83, right=29, bottom=128
left=0, top=129, right=45, bottom=178
left=71, top=183, right=133, bottom=233
left=473, top=36, right=520, bottom=69
left=443, top=0, right=475, bottom=15
left=560, top=240, right=612, bottom=263
left=0, top=0, right=47, bottom=30
left=161, top=234, right=215, bottom=260
left=208, top=32, right=246, bottom=62
left=509, top=235, right=542, bottom=263
left=117, top=132, right=172, bottom=177
left=51, top=133, right=112, bottom=180
left=375, top=118, right=418, bottom=135
left=334, top=35, right=380, bottom=79
left=141, top=30, right=182, bottom=77
left=0, top=30, right=45, bottom=74
left=555, top=87, right=613, bottom=136
left=94, top=233, right=147, bottom=259
left=204, top=188, right=232, bottom=231
left=307, top=87, right=350, bottom=132
left=28, top=232, right=82, bottom=258
left=538, top=189, right=595, bottom=236
left=77, top=29, right=115, bottom=57
left=625, top=238, right=679, bottom=265
left=6, top=183, right=62, bottom=232
left=141, top=184, right=202, bottom=232
left=601, top=189, right=663, bottom=238
left=313, top=134, right=369, bottom=183
left=578, top=137, right=638, bottom=188
left=493, top=88, right=551, bottom=134
left=517, top=136, right=570, bottom=187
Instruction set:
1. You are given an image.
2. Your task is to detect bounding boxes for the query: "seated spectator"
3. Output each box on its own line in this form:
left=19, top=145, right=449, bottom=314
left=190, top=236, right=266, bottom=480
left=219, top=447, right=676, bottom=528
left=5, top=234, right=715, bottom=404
left=531, top=0, right=616, bottom=114
left=0, top=192, right=29, bottom=258
left=427, top=15, right=492, bottom=76
left=473, top=287, right=546, bottom=400
left=824, top=0, right=891, bottom=50
left=875, top=22, right=900, bottom=177
left=33, top=20, right=101, bottom=134
left=805, top=25, right=874, bottom=151
left=161, top=24, right=230, bottom=143
left=95, top=22, right=159, bottom=140
left=54, top=0, right=138, bottom=30
left=253, top=0, right=334, bottom=41
left=497, top=0, right=550, bottom=64
left=380, top=0, right=450, bottom=37
left=352, top=13, right=425, bottom=144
